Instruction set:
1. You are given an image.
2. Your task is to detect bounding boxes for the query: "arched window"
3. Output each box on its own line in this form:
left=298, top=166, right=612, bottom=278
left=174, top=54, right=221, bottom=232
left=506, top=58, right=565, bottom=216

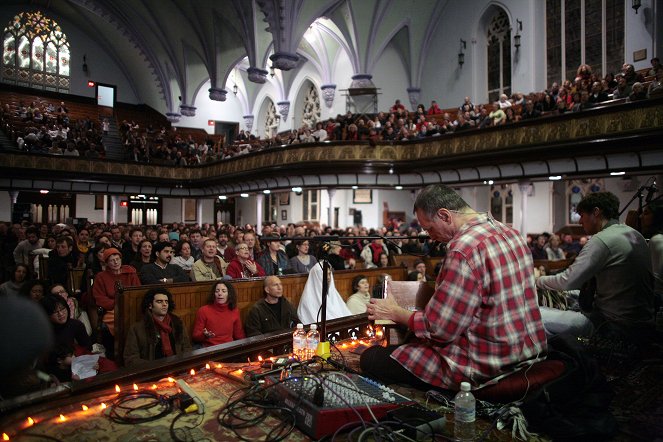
left=486, top=9, right=511, bottom=103
left=2, top=11, right=70, bottom=92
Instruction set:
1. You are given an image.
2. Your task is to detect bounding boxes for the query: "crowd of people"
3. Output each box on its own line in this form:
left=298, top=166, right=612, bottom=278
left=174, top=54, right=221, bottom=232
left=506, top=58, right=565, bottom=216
left=0, top=98, right=107, bottom=158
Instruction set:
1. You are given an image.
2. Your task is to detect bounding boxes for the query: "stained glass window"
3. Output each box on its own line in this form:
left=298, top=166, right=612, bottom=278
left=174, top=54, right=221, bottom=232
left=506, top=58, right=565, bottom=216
left=1, top=11, right=69, bottom=92
left=486, top=8, right=512, bottom=103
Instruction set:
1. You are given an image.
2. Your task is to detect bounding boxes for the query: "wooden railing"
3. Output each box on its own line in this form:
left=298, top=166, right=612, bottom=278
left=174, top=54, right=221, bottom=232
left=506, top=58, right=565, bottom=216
left=114, top=266, right=407, bottom=363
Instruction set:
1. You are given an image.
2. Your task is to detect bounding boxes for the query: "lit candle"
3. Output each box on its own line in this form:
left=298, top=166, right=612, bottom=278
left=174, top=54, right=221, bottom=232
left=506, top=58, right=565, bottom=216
left=133, top=384, right=139, bottom=391
left=2, top=433, right=9, bottom=441
left=215, top=363, right=222, bottom=369
left=81, top=405, right=88, bottom=412
left=58, top=414, right=66, bottom=422
left=168, top=377, right=175, bottom=383
left=190, top=369, right=196, bottom=376
left=205, top=363, right=211, bottom=370
left=100, top=403, right=107, bottom=410
left=115, top=385, right=121, bottom=393
left=26, top=417, right=34, bottom=426
left=151, top=384, right=158, bottom=390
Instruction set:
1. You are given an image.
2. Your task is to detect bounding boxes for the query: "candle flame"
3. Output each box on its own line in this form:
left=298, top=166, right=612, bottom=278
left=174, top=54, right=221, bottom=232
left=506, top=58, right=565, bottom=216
left=190, top=369, right=196, bottom=376
left=341, top=343, right=348, bottom=349
left=237, top=369, right=243, bottom=374
left=133, top=383, right=139, bottom=391
left=151, top=384, right=158, bottom=390
left=81, top=405, right=88, bottom=411
left=168, top=377, right=175, bottom=383
left=2, top=433, right=9, bottom=441
left=59, top=414, right=66, bottom=422
left=258, top=355, right=263, bottom=362
left=27, top=417, right=34, bottom=426
left=205, top=363, right=210, bottom=370
left=115, top=384, right=121, bottom=393
left=100, top=403, right=107, bottom=410
left=215, top=363, right=222, bottom=368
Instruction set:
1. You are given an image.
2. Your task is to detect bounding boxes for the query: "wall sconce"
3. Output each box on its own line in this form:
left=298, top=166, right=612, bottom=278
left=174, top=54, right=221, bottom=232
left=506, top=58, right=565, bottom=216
left=82, top=55, right=88, bottom=74
left=514, top=19, right=522, bottom=49
left=632, top=0, right=641, bottom=13
left=269, top=65, right=275, bottom=77
left=458, top=39, right=466, bottom=67
left=232, top=84, right=238, bottom=95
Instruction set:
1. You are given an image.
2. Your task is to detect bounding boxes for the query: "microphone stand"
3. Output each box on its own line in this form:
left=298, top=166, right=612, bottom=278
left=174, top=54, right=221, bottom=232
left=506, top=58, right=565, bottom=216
left=315, top=259, right=331, bottom=359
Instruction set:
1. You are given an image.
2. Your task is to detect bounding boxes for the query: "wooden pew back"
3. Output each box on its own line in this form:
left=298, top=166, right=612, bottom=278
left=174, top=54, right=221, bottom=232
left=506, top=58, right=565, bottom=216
left=115, top=266, right=407, bottom=363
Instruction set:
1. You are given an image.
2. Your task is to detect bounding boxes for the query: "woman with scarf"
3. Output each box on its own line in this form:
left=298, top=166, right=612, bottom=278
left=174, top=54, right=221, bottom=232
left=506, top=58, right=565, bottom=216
left=192, top=281, right=245, bottom=347
left=297, top=263, right=351, bottom=324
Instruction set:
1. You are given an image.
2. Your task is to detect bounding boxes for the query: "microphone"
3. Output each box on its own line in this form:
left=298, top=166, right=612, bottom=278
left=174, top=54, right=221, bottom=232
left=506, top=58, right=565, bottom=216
left=646, top=183, right=657, bottom=203
left=418, top=232, right=431, bottom=243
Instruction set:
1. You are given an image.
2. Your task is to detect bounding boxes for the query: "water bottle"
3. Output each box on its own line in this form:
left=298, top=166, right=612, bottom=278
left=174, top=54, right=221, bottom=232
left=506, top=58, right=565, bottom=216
left=454, top=381, right=476, bottom=441
left=292, top=323, right=307, bottom=360
left=306, top=324, right=320, bottom=359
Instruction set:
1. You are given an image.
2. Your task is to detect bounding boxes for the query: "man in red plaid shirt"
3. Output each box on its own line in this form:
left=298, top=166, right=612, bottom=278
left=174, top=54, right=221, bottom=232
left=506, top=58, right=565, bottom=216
left=362, top=184, right=547, bottom=390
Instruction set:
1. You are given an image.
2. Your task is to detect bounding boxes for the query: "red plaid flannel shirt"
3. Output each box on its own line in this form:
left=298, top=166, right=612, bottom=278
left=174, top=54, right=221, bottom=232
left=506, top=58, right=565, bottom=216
left=392, top=215, right=547, bottom=389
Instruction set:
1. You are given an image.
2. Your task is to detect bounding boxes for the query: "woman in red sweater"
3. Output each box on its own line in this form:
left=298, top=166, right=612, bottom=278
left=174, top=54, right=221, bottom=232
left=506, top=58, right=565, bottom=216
left=192, top=281, right=245, bottom=347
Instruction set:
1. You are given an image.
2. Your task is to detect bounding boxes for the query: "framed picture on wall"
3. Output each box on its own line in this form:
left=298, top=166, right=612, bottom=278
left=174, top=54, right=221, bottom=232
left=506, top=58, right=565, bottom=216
left=184, top=199, right=197, bottom=222
left=281, top=209, right=287, bottom=220
left=278, top=192, right=290, bottom=206
left=353, top=189, right=372, bottom=204
left=94, top=195, right=104, bottom=210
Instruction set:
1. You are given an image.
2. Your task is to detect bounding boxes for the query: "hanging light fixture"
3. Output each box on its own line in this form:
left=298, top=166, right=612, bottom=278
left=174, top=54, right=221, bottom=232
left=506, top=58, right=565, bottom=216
left=514, top=19, right=523, bottom=49
left=632, top=0, right=641, bottom=14
left=458, top=39, right=466, bottom=67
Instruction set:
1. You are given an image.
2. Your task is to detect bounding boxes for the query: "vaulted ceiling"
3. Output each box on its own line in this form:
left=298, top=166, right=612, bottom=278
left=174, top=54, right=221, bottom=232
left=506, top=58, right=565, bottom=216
left=3, top=0, right=449, bottom=115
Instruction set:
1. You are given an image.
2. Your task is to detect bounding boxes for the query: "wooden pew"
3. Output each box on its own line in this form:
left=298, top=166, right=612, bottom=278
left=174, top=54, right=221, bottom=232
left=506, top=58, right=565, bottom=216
left=114, top=266, right=407, bottom=363
left=533, top=258, right=574, bottom=275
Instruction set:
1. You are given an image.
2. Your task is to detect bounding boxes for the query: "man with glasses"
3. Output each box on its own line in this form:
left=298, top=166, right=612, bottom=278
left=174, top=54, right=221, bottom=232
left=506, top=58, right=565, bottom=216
left=139, top=242, right=190, bottom=285
left=123, top=287, right=191, bottom=367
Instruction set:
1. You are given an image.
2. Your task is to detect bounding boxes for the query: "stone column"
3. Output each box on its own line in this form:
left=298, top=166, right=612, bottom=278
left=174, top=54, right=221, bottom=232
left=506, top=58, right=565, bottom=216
left=197, top=199, right=203, bottom=226
left=407, top=87, right=421, bottom=110
left=209, top=87, right=227, bottom=101
left=518, top=180, right=531, bottom=238
left=327, top=188, right=337, bottom=228
left=9, top=190, right=18, bottom=219
left=110, top=195, right=119, bottom=225
left=255, top=194, right=264, bottom=231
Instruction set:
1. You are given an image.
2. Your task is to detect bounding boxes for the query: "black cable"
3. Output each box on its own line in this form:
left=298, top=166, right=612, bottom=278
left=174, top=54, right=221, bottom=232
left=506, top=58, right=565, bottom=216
left=107, top=390, right=172, bottom=424
left=169, top=410, right=209, bottom=442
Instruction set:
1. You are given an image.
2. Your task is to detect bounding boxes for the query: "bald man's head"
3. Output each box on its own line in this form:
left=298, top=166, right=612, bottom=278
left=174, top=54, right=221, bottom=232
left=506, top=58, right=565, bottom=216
left=263, top=276, right=283, bottom=303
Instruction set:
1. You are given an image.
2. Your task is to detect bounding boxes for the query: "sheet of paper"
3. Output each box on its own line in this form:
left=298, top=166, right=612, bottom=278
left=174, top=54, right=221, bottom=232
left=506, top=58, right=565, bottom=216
left=72, top=354, right=99, bottom=379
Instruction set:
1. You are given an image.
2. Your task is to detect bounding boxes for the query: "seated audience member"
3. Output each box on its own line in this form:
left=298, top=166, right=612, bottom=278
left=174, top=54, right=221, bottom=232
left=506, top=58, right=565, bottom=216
left=13, top=226, right=43, bottom=266
left=192, top=281, right=245, bottom=347
left=20, top=279, right=48, bottom=302
left=191, top=238, right=226, bottom=281
left=288, top=239, right=318, bottom=274
left=298, top=264, right=351, bottom=324
left=50, top=284, right=91, bottom=335
left=561, top=233, right=582, bottom=258
left=640, top=202, right=663, bottom=305
left=648, top=57, right=663, bottom=78
left=414, top=259, right=434, bottom=281
left=171, top=240, right=194, bottom=272
left=346, top=275, right=371, bottom=315
left=188, top=229, right=204, bottom=261
left=361, top=184, right=546, bottom=391
left=226, top=242, right=266, bottom=278
left=530, top=234, right=548, bottom=260
left=377, top=252, right=390, bottom=267
left=257, top=235, right=290, bottom=276
left=428, top=100, right=443, bottom=115
left=242, top=231, right=262, bottom=260
left=0, top=264, right=30, bottom=296
left=245, top=276, right=300, bottom=337
left=390, top=99, right=406, bottom=113
left=47, top=236, right=77, bottom=286
left=361, top=238, right=388, bottom=269
left=537, top=192, right=655, bottom=340
left=588, top=81, right=609, bottom=104
left=93, top=248, right=141, bottom=340
left=130, top=239, right=154, bottom=273
left=40, top=294, right=92, bottom=382
left=628, top=82, right=647, bottom=101
left=488, top=107, right=506, bottom=125
left=497, top=94, right=512, bottom=109
left=139, top=242, right=190, bottom=284
left=545, top=234, right=565, bottom=261
left=520, top=100, right=541, bottom=119
left=123, top=287, right=191, bottom=367
left=318, top=241, right=346, bottom=271
left=121, top=228, right=144, bottom=264
left=647, top=73, right=663, bottom=99
left=216, top=230, right=235, bottom=261
left=407, top=270, right=425, bottom=281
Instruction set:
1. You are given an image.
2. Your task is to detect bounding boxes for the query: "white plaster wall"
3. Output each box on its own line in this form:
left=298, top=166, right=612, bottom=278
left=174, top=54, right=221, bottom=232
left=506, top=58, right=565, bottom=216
left=625, top=0, right=657, bottom=71
left=74, top=194, right=106, bottom=223
left=199, top=198, right=215, bottom=225
left=161, top=198, right=183, bottom=225
left=371, top=45, right=410, bottom=111
left=327, top=51, right=354, bottom=118
left=174, top=79, right=243, bottom=134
